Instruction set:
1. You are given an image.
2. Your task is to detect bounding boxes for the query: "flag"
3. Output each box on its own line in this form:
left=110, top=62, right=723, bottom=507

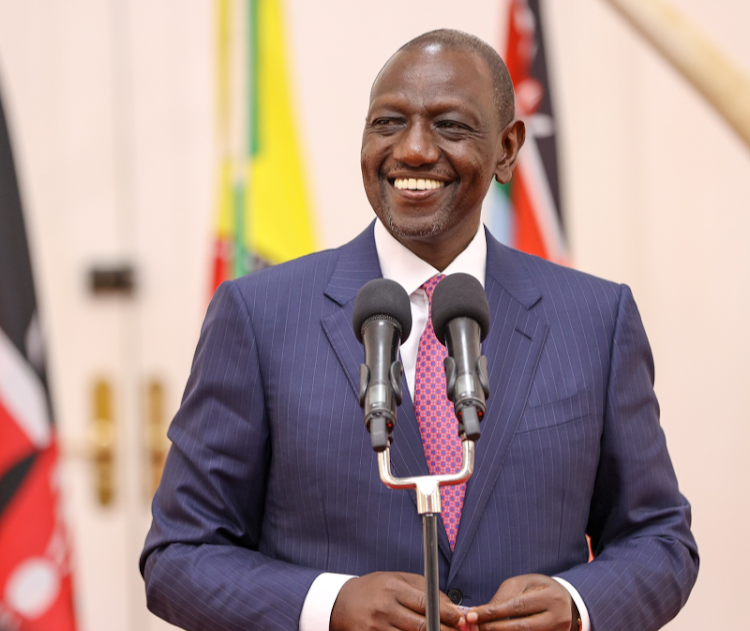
left=484, top=0, right=567, bottom=263
left=0, top=85, right=77, bottom=631
left=211, top=0, right=316, bottom=292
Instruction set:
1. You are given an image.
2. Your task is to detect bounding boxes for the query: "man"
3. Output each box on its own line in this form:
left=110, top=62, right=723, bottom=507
left=141, top=30, right=698, bottom=631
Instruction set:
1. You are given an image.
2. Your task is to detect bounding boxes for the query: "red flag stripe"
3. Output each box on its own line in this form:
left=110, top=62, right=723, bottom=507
left=511, top=167, right=549, bottom=259
left=516, top=138, right=567, bottom=263
left=0, top=445, right=76, bottom=630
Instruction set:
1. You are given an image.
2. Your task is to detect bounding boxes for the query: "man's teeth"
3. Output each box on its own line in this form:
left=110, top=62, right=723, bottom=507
left=393, top=178, right=445, bottom=191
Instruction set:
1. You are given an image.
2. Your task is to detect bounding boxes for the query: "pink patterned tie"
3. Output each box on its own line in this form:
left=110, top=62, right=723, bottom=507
left=414, top=274, right=465, bottom=550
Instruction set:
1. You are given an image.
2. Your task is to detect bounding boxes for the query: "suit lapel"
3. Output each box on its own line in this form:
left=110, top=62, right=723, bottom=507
left=448, top=233, right=549, bottom=582
left=320, top=229, right=430, bottom=469
left=320, top=223, right=453, bottom=562
left=320, top=224, right=381, bottom=398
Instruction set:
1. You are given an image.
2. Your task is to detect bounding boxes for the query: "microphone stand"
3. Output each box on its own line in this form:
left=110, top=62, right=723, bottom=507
left=357, top=276, right=488, bottom=631
left=377, top=435, right=477, bottom=631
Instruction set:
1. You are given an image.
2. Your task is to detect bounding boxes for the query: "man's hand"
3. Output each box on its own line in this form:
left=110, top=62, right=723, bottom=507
left=465, top=574, right=575, bottom=631
left=330, top=571, right=465, bottom=631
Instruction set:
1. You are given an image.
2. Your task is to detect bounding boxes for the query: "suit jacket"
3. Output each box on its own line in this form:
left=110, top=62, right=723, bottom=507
left=141, top=224, right=698, bottom=631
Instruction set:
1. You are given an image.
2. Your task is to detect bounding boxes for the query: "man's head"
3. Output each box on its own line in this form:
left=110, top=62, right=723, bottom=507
left=361, top=29, right=525, bottom=270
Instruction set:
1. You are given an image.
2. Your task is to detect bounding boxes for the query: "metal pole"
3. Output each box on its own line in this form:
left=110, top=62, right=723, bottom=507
left=423, top=514, right=440, bottom=631
left=376, top=443, right=476, bottom=631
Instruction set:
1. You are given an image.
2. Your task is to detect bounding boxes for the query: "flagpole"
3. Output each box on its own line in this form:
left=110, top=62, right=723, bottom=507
left=601, top=0, right=750, bottom=150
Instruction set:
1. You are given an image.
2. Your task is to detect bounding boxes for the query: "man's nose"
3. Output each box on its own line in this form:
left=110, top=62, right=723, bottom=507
left=392, top=121, right=439, bottom=165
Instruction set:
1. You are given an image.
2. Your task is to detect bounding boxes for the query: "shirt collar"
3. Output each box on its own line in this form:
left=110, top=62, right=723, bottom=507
left=374, top=219, right=487, bottom=295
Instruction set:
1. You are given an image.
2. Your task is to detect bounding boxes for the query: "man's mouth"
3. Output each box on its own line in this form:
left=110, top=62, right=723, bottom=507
left=392, top=178, right=446, bottom=191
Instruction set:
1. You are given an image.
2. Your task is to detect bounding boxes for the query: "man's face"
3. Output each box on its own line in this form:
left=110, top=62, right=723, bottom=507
left=361, top=47, right=510, bottom=259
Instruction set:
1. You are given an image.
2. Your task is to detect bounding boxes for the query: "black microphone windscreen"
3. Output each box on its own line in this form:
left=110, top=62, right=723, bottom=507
left=353, top=279, right=412, bottom=343
left=431, top=273, right=490, bottom=344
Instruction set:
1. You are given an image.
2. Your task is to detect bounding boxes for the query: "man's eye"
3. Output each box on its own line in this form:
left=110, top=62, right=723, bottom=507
left=373, top=119, right=399, bottom=127
left=437, top=120, right=464, bottom=130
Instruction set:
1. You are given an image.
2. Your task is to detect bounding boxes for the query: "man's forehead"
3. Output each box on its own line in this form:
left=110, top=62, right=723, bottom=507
left=370, top=46, right=492, bottom=102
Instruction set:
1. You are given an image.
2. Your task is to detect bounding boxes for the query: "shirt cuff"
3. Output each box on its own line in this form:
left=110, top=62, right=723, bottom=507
left=299, top=572, right=356, bottom=631
left=552, top=577, right=591, bottom=631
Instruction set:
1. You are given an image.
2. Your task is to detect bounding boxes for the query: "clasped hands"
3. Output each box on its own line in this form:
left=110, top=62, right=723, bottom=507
left=330, top=571, right=577, bottom=631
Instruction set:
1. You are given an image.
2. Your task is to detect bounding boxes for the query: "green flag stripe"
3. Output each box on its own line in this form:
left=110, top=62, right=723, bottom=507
left=249, top=0, right=260, bottom=157
left=233, top=181, right=249, bottom=276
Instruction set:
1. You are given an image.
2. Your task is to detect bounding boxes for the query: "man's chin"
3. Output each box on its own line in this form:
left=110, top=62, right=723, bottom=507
left=382, top=211, right=448, bottom=242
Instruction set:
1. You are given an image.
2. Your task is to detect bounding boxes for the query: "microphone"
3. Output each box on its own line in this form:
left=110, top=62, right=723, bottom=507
left=431, top=273, right=490, bottom=441
left=353, top=279, right=412, bottom=452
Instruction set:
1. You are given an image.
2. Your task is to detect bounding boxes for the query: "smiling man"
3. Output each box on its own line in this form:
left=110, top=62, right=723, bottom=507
left=141, top=30, right=698, bottom=631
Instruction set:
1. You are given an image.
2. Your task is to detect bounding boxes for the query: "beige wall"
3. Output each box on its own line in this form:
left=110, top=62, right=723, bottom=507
left=0, top=1, right=748, bottom=629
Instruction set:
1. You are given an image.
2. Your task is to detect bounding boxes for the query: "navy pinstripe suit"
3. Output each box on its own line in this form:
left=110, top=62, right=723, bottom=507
left=141, top=224, right=698, bottom=631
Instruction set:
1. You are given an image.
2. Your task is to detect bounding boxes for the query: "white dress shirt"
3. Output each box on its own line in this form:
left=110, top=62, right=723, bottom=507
left=300, top=220, right=590, bottom=631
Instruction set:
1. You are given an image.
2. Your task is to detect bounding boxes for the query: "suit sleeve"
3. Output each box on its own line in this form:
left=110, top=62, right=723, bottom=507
left=140, top=281, right=321, bottom=631
left=556, top=284, right=699, bottom=630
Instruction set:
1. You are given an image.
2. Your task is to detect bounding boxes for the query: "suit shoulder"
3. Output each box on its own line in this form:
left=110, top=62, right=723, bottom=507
left=493, top=246, right=643, bottom=363
left=220, top=247, right=340, bottom=298
left=508, top=246, right=623, bottom=301
left=215, top=225, right=378, bottom=314
left=489, top=242, right=631, bottom=336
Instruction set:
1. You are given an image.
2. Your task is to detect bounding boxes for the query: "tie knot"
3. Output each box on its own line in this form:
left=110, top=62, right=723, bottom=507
left=421, top=274, right=445, bottom=302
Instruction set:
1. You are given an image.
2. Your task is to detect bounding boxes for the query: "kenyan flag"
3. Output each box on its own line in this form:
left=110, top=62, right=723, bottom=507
left=485, top=0, right=567, bottom=264
left=0, top=83, right=77, bottom=631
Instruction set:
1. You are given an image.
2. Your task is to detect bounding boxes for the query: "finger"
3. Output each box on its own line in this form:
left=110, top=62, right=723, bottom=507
left=393, top=578, right=427, bottom=610
left=388, top=603, right=432, bottom=631
left=395, top=593, right=463, bottom=630
left=385, top=600, right=462, bottom=631
left=358, top=584, right=428, bottom=631
left=467, top=576, right=528, bottom=624
left=438, top=594, right=464, bottom=628
left=394, top=577, right=462, bottom=628
left=478, top=611, right=562, bottom=631
left=470, top=594, right=538, bottom=624
left=471, top=584, right=568, bottom=623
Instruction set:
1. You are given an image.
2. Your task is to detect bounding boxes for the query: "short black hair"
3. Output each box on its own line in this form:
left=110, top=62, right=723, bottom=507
left=398, top=29, right=515, bottom=127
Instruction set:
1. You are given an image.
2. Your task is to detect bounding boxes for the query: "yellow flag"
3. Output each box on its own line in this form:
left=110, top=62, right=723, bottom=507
left=213, top=0, right=316, bottom=291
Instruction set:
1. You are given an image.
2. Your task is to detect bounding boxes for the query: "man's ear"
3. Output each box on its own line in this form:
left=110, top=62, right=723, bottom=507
left=494, top=120, right=526, bottom=184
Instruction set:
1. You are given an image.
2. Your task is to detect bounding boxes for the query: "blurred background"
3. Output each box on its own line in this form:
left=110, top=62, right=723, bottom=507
left=0, top=0, right=748, bottom=630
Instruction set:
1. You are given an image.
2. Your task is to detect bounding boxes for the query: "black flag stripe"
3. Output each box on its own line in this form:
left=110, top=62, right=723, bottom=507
left=0, top=452, right=37, bottom=520
left=528, top=0, right=564, bottom=228
left=0, top=83, right=37, bottom=363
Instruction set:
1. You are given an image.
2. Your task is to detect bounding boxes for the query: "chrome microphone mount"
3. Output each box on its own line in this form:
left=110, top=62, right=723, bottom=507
left=376, top=429, right=477, bottom=631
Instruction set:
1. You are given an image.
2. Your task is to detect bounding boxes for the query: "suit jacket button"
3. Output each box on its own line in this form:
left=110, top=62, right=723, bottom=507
left=447, top=588, right=463, bottom=605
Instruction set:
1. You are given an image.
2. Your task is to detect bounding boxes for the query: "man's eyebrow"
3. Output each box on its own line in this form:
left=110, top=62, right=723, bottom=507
left=369, top=95, right=483, bottom=117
